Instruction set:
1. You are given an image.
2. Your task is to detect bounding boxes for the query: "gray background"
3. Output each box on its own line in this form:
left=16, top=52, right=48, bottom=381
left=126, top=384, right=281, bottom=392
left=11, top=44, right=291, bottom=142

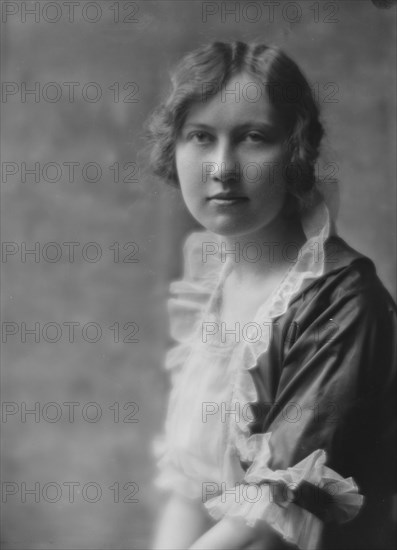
left=1, top=1, right=396, bottom=548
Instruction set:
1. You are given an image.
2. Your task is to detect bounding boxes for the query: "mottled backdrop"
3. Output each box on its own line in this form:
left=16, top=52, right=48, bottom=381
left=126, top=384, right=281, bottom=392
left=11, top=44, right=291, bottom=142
left=1, top=1, right=396, bottom=548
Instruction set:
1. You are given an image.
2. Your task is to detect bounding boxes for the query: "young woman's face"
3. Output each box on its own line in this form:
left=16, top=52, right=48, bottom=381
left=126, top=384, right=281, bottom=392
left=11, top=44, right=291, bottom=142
left=175, top=72, right=289, bottom=237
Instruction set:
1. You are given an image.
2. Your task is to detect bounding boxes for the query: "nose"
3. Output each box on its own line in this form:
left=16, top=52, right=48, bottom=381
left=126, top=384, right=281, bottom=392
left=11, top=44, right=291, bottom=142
left=210, top=140, right=240, bottom=184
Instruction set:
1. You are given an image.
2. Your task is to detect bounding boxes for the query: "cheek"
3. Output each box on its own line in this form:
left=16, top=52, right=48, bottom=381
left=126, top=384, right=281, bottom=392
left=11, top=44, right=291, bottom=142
left=176, top=147, right=198, bottom=184
left=176, top=149, right=208, bottom=207
left=252, top=182, right=286, bottom=209
left=242, top=146, right=286, bottom=179
left=175, top=150, right=202, bottom=211
left=249, top=158, right=287, bottom=198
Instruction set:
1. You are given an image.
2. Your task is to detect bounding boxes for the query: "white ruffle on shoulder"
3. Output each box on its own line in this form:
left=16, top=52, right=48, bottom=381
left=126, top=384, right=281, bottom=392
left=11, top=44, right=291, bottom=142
left=151, top=199, right=363, bottom=550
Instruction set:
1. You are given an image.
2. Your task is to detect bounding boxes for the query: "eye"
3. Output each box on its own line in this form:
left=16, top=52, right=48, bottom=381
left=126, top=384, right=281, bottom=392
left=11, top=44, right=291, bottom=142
left=187, top=131, right=213, bottom=144
left=244, top=131, right=269, bottom=143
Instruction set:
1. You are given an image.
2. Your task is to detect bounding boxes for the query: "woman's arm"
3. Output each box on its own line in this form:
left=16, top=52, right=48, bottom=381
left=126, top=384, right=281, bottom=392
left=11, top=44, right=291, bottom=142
left=152, top=492, right=214, bottom=550
left=189, top=515, right=292, bottom=550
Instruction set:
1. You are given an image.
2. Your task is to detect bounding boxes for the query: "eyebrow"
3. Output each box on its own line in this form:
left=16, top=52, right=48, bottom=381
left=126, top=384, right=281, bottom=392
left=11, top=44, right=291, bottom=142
left=182, top=121, right=278, bottom=132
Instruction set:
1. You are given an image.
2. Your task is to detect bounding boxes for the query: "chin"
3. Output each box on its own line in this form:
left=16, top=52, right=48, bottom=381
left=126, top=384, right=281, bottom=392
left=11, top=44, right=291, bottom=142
left=201, top=210, right=280, bottom=237
left=203, top=220, right=269, bottom=238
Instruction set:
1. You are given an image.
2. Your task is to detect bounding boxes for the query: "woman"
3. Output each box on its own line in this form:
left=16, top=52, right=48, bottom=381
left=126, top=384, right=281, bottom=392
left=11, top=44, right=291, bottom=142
left=148, top=41, right=397, bottom=550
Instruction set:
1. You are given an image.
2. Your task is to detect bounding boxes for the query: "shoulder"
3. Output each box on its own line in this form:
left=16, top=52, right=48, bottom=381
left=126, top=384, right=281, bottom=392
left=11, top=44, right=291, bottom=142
left=292, top=234, right=396, bottom=315
left=280, top=235, right=397, bottom=362
left=270, top=237, right=397, bottom=405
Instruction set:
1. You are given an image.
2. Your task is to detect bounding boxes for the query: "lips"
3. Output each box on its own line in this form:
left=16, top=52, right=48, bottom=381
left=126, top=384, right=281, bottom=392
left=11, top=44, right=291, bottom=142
left=208, top=193, right=248, bottom=200
left=208, top=194, right=249, bottom=207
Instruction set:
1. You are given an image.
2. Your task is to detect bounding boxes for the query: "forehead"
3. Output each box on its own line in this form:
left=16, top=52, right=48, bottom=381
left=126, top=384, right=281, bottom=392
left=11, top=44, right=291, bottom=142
left=183, top=72, right=281, bottom=129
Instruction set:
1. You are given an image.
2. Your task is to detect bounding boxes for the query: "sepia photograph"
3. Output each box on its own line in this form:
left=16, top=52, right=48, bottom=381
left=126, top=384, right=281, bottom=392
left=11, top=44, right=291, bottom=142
left=1, top=1, right=396, bottom=549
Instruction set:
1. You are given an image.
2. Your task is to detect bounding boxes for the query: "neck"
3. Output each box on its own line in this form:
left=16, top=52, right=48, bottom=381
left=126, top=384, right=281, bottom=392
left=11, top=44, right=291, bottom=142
left=219, top=213, right=307, bottom=282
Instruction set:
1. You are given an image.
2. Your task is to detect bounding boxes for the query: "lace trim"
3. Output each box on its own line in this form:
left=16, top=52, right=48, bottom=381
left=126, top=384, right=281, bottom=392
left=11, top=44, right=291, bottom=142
left=221, top=202, right=331, bottom=488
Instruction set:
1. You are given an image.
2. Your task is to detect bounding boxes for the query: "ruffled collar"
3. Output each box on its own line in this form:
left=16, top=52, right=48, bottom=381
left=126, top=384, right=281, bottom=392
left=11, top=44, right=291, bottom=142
left=168, top=197, right=335, bottom=349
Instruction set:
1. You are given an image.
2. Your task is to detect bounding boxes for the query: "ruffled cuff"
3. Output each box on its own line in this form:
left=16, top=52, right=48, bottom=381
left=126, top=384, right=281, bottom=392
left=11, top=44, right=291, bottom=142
left=203, top=433, right=364, bottom=550
left=205, top=483, right=323, bottom=550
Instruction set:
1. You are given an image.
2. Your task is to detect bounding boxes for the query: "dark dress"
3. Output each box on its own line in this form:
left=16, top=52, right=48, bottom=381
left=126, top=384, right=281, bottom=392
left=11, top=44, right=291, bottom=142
left=246, top=235, right=397, bottom=549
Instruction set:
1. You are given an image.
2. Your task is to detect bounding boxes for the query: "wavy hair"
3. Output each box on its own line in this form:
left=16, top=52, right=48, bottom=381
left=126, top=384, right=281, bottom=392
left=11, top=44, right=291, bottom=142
left=146, top=41, right=325, bottom=214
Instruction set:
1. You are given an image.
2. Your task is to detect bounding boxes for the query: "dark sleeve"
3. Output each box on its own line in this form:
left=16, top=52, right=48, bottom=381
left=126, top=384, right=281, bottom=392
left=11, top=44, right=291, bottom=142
left=251, top=264, right=397, bottom=548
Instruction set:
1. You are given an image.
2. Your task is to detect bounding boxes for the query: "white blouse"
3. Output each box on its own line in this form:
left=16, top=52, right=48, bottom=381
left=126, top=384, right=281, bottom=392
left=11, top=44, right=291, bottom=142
left=151, top=199, right=363, bottom=550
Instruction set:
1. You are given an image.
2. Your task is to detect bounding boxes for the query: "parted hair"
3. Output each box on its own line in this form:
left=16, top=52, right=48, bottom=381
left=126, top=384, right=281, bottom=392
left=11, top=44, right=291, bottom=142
left=146, top=41, right=325, bottom=214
